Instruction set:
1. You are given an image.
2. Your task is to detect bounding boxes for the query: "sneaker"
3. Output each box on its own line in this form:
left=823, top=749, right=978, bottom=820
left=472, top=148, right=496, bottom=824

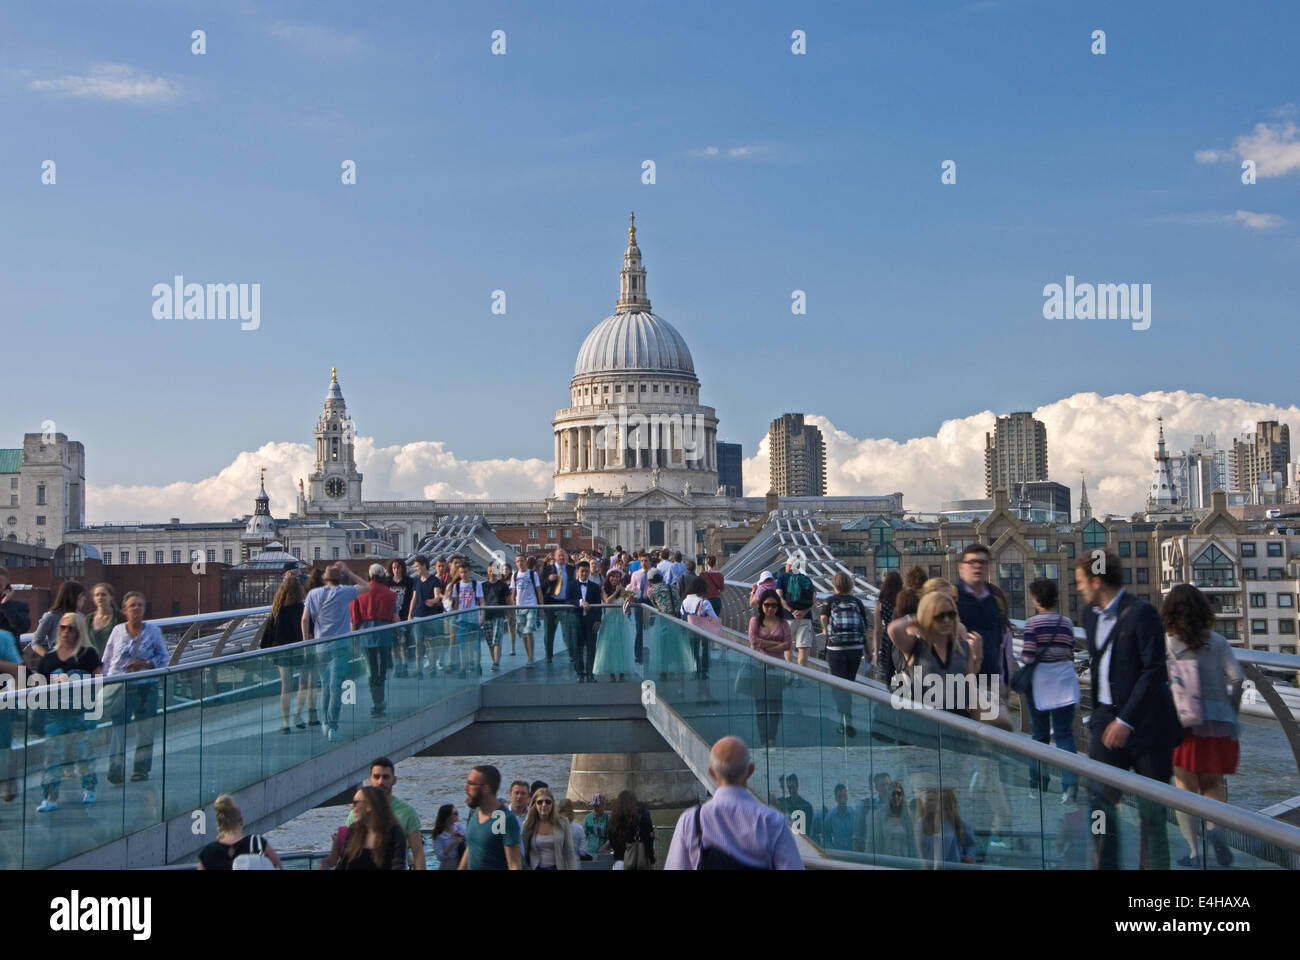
left=491, top=663, right=499, bottom=672
left=82, top=790, right=97, bottom=804
left=130, top=771, right=148, bottom=782
left=38, top=799, right=58, bottom=813
left=1061, top=786, right=1078, bottom=805
left=326, top=728, right=339, bottom=742
left=988, top=837, right=1010, bottom=851
left=1177, top=854, right=1203, bottom=869
left=107, top=770, right=124, bottom=786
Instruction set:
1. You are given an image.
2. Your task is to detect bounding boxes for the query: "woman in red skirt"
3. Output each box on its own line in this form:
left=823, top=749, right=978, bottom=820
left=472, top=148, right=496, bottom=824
left=1161, top=585, right=1245, bottom=868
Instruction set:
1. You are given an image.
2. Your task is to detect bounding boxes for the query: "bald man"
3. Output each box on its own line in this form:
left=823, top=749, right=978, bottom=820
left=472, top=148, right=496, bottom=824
left=664, top=736, right=803, bottom=870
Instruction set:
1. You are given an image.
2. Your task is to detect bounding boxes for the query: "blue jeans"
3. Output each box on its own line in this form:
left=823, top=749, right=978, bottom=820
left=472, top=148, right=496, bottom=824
left=1029, top=702, right=1078, bottom=792
left=42, top=713, right=97, bottom=800
left=324, top=650, right=351, bottom=731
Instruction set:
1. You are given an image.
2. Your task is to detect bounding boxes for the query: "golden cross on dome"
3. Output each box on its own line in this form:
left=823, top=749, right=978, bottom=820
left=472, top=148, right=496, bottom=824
left=331, top=367, right=338, bottom=382
left=259, top=467, right=266, bottom=490
left=629, top=212, right=636, bottom=245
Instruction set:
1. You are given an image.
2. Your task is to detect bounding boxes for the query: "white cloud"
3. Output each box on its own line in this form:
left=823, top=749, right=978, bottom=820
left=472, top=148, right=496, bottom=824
left=1197, top=120, right=1300, bottom=178
left=1232, top=209, right=1286, bottom=230
left=268, top=22, right=363, bottom=56
left=84, top=391, right=1300, bottom=525
left=742, top=391, right=1300, bottom=518
left=87, top=438, right=553, bottom=524
left=695, top=145, right=766, bottom=158
left=29, top=63, right=179, bottom=103
left=1154, top=210, right=1286, bottom=230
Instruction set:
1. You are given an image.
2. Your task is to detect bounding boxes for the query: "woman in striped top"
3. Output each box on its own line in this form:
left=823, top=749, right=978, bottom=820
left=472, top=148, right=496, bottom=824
left=1021, top=578, right=1081, bottom=804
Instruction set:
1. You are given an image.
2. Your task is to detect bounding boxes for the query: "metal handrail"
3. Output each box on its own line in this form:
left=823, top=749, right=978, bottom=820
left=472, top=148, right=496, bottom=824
left=36, top=600, right=1300, bottom=858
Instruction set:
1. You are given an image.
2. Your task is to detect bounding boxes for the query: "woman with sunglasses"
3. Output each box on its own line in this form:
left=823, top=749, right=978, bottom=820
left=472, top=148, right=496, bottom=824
left=871, top=778, right=916, bottom=861
left=335, top=785, right=408, bottom=870
left=35, top=613, right=101, bottom=811
left=886, top=591, right=983, bottom=716
left=742, top=588, right=791, bottom=747
left=432, top=803, right=467, bottom=870
left=521, top=787, right=579, bottom=870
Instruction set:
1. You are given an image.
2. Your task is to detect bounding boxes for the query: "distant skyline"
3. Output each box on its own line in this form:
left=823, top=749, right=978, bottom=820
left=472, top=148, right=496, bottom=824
left=4, top=1, right=1298, bottom=517
left=77, top=380, right=1299, bottom=524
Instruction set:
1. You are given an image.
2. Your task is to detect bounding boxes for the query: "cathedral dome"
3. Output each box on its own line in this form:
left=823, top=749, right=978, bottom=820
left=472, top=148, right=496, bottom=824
left=573, top=311, right=695, bottom=380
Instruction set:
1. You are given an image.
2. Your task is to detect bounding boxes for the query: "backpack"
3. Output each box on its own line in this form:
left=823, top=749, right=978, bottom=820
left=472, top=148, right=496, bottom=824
left=232, top=834, right=275, bottom=870
left=826, top=596, right=866, bottom=645
left=785, top=573, right=813, bottom=608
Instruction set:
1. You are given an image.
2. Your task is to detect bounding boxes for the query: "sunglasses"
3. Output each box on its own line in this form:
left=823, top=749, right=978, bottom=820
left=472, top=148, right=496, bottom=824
left=935, top=611, right=957, bottom=621
left=58, top=623, right=77, bottom=631
left=535, top=800, right=552, bottom=806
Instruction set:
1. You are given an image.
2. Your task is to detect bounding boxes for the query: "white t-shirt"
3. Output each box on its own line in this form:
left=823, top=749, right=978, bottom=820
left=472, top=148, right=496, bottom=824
left=513, top=570, right=541, bottom=607
left=452, top=580, right=483, bottom=610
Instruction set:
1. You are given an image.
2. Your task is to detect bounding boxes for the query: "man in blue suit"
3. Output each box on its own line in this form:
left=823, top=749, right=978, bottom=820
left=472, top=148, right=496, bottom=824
left=1075, top=549, right=1182, bottom=870
left=572, top=560, right=604, bottom=683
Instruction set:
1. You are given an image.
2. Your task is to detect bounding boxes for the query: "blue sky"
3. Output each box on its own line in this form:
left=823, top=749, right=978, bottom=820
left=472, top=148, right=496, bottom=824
left=2, top=0, right=1297, bottom=506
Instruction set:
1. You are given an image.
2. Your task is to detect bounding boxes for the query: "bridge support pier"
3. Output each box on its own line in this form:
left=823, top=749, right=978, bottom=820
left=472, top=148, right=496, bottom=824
left=567, top=751, right=701, bottom=808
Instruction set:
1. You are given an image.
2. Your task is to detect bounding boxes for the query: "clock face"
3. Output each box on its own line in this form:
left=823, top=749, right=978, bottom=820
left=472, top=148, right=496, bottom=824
left=325, top=477, right=347, bottom=499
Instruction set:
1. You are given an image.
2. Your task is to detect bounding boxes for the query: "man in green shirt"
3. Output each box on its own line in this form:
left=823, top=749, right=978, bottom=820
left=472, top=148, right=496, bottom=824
left=460, top=763, right=522, bottom=870
left=343, top=757, right=425, bottom=870
left=583, top=793, right=610, bottom=855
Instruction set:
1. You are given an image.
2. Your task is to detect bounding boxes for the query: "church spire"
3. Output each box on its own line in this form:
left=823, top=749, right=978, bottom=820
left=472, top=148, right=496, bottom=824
left=1146, top=417, right=1180, bottom=514
left=616, top=212, right=651, bottom=313
left=1079, top=471, right=1092, bottom=520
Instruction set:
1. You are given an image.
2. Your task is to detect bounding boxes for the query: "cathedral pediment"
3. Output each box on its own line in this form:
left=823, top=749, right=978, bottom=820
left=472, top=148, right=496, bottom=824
left=616, top=487, right=694, bottom=510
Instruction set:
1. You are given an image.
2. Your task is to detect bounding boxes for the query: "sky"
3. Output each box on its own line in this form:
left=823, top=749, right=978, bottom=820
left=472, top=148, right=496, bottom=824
left=3, top=1, right=1298, bottom=523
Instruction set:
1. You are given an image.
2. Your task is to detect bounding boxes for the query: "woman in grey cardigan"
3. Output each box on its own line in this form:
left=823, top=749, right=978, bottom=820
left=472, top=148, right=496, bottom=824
left=521, top=787, right=580, bottom=870
left=1161, top=585, right=1244, bottom=868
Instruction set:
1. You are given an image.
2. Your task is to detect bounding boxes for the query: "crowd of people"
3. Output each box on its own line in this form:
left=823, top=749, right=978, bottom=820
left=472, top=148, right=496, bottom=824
left=739, top=544, right=1246, bottom=869
left=1, top=536, right=1257, bottom=870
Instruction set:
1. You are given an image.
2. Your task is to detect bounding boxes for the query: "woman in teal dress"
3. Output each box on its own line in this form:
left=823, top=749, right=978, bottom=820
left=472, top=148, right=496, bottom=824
left=593, top=572, right=635, bottom=681
left=646, top=572, right=695, bottom=678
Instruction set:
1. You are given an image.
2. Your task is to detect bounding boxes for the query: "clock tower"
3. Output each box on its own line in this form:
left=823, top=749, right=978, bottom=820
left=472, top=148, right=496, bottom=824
left=306, top=368, right=363, bottom=513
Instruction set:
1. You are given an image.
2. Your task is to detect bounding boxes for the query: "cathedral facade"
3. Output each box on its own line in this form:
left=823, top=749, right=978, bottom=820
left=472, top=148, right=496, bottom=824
left=294, top=218, right=764, bottom=555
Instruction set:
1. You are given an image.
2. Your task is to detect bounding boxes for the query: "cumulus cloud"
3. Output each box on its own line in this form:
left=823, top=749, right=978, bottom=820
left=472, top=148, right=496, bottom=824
left=29, top=63, right=180, bottom=103
left=87, top=438, right=552, bottom=524
left=1196, top=120, right=1300, bottom=178
left=742, top=391, right=1300, bottom=517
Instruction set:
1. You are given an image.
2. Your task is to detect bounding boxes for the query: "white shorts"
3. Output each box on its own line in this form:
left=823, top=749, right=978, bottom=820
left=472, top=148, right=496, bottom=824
left=516, top=609, right=541, bottom=634
left=790, top=618, right=813, bottom=650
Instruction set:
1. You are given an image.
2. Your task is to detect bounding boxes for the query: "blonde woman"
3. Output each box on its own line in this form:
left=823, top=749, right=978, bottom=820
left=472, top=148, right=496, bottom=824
left=522, top=787, right=580, bottom=870
left=35, top=613, right=101, bottom=811
left=198, top=794, right=282, bottom=869
left=888, top=591, right=983, bottom=704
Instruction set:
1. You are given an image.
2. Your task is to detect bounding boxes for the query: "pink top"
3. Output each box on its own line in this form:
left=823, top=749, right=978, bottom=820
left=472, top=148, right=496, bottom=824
left=748, top=618, right=791, bottom=657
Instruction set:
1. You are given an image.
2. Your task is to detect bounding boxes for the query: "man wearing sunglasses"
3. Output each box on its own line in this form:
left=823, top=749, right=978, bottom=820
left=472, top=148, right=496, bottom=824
left=459, top=764, right=522, bottom=870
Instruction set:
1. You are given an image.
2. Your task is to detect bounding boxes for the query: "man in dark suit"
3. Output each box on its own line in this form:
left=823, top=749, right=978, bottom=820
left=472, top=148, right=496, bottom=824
left=1075, top=550, right=1182, bottom=870
left=573, top=560, right=604, bottom=683
left=0, top=567, right=31, bottom=637
left=540, top=548, right=577, bottom=665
